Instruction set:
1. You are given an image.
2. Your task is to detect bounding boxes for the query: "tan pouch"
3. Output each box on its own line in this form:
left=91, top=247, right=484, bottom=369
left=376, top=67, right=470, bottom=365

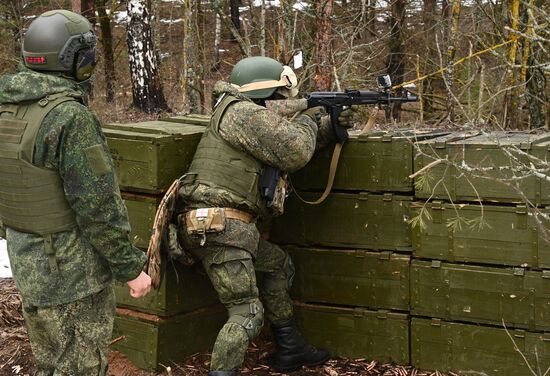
left=269, top=175, right=289, bottom=217
left=185, top=208, right=226, bottom=245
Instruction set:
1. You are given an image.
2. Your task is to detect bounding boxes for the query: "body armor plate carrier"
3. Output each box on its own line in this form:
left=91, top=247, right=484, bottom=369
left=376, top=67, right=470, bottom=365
left=0, top=92, right=80, bottom=235
left=182, top=94, right=269, bottom=218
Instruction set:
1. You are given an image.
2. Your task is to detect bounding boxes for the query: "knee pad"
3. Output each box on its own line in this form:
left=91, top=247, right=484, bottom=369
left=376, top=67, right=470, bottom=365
left=227, top=300, right=264, bottom=340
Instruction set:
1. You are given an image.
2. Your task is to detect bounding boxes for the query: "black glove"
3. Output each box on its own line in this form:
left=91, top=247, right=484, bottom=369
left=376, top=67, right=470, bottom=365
left=337, top=108, right=355, bottom=129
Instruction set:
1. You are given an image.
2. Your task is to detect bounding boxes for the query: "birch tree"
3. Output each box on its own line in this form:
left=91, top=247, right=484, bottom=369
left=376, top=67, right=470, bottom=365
left=126, top=0, right=168, bottom=113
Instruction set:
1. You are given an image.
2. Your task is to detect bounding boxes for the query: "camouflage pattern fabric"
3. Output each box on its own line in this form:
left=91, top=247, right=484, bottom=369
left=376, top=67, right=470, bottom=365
left=23, top=286, right=115, bottom=376
left=178, top=81, right=334, bottom=371
left=177, top=81, right=335, bottom=216
left=182, top=219, right=294, bottom=371
left=0, top=66, right=147, bottom=308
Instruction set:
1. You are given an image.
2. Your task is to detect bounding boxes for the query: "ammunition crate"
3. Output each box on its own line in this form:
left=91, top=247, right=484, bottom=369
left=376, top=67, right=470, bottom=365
left=122, top=192, right=161, bottom=250
left=411, top=318, right=550, bottom=376
left=411, top=201, right=550, bottom=268
left=294, top=302, right=409, bottom=363
left=286, top=246, right=409, bottom=310
left=414, top=131, right=550, bottom=204
left=160, top=114, right=210, bottom=126
left=271, top=192, right=412, bottom=251
left=292, top=130, right=447, bottom=193
left=112, top=305, right=226, bottom=372
left=114, top=261, right=218, bottom=316
left=411, top=260, right=550, bottom=331
left=102, top=121, right=204, bottom=194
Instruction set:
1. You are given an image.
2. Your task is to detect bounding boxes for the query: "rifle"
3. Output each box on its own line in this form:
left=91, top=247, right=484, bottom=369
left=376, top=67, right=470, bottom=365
left=305, top=75, right=418, bottom=143
left=267, top=75, right=419, bottom=204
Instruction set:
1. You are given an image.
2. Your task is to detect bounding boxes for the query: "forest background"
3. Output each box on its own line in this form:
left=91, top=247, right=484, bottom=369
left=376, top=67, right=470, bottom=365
left=0, top=0, right=548, bottom=129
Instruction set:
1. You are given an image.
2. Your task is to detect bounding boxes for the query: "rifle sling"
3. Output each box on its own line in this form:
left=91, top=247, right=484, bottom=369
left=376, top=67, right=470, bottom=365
left=294, top=142, right=343, bottom=205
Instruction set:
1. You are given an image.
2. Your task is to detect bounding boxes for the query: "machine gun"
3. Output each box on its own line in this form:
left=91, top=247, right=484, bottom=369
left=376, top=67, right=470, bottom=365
left=305, top=75, right=418, bottom=143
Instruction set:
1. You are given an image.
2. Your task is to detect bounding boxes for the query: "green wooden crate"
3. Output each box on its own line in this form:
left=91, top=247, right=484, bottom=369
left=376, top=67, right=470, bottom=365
left=271, top=192, right=412, bottom=251
left=114, top=261, right=218, bottom=316
left=411, top=260, right=550, bottom=331
left=160, top=114, right=210, bottom=126
left=286, top=246, right=409, bottom=310
left=122, top=192, right=161, bottom=250
left=102, top=121, right=204, bottom=194
left=411, top=201, right=550, bottom=268
left=112, top=305, right=226, bottom=372
left=294, top=302, right=409, bottom=363
left=414, top=131, right=550, bottom=204
left=292, top=130, right=447, bottom=193
left=411, top=317, right=550, bottom=376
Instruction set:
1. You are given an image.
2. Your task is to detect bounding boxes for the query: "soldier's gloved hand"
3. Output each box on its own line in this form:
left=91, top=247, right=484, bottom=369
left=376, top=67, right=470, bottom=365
left=127, top=271, right=152, bottom=298
left=338, top=108, right=355, bottom=128
left=300, top=106, right=325, bottom=122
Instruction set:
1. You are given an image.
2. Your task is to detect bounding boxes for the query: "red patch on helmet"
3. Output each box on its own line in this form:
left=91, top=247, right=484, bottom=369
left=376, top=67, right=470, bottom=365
left=25, top=56, right=47, bottom=64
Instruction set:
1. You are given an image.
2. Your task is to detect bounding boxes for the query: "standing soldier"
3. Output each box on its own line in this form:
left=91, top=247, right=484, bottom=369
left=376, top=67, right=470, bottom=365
left=0, top=10, right=151, bottom=375
left=176, top=56, right=353, bottom=376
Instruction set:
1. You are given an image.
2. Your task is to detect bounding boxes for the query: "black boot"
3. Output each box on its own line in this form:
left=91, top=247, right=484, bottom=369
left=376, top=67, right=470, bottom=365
left=271, top=318, right=331, bottom=372
left=208, top=371, right=236, bottom=376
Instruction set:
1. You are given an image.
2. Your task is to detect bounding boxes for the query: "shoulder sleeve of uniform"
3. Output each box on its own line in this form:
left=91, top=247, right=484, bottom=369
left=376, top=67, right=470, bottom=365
left=218, top=101, right=319, bottom=172
left=49, top=102, right=146, bottom=281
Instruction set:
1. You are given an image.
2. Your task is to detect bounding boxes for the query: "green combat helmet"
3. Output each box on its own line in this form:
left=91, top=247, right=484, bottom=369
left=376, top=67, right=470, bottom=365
left=230, top=56, right=298, bottom=99
left=22, top=9, right=97, bottom=81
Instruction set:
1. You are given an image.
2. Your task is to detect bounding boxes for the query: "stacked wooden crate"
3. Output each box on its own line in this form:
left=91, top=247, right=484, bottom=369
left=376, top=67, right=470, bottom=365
left=102, top=116, right=224, bottom=372
left=411, top=131, right=550, bottom=375
left=272, top=130, right=550, bottom=374
left=271, top=130, right=445, bottom=364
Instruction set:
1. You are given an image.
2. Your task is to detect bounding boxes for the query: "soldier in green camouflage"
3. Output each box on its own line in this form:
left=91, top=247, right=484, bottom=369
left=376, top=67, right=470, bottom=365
left=0, top=10, right=151, bottom=375
left=176, top=56, right=353, bottom=375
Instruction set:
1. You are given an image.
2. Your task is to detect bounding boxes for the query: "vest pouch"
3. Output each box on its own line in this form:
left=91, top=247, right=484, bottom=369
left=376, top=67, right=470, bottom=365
left=184, top=208, right=226, bottom=245
left=269, top=175, right=289, bottom=217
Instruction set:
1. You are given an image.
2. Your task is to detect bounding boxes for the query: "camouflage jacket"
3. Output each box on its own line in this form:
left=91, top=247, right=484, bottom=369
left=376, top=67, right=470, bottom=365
left=179, top=81, right=334, bottom=216
left=0, top=68, right=146, bottom=308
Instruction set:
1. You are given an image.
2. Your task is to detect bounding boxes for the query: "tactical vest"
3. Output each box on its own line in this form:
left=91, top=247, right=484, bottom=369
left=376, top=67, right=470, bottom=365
left=183, top=94, right=268, bottom=217
left=0, top=92, right=80, bottom=236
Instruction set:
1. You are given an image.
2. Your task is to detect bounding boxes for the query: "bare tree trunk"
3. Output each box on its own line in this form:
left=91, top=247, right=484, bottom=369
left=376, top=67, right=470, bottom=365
left=260, top=0, right=266, bottom=56
left=502, top=0, right=521, bottom=128
left=368, top=0, right=377, bottom=36
left=213, top=14, right=222, bottom=70
left=71, top=0, right=81, bottom=14
left=444, top=0, right=461, bottom=123
left=314, top=0, right=334, bottom=91
left=525, top=0, right=548, bottom=129
left=422, top=0, right=437, bottom=117
left=229, top=0, right=241, bottom=42
left=81, top=0, right=96, bottom=25
left=183, top=0, right=203, bottom=113
left=387, top=0, right=407, bottom=121
left=97, top=0, right=115, bottom=103
left=127, top=0, right=169, bottom=114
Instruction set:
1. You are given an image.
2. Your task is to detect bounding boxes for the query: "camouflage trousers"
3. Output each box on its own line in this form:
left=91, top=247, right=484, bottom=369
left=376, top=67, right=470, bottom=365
left=186, top=219, right=295, bottom=372
left=22, top=286, right=116, bottom=376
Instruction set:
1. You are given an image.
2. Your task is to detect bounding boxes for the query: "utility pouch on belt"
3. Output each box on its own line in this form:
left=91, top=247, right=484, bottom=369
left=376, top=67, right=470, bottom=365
left=185, top=208, right=226, bottom=245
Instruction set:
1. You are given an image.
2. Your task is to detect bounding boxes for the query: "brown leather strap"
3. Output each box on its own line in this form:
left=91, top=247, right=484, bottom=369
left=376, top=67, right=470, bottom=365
left=223, top=208, right=255, bottom=223
left=294, top=142, right=343, bottom=205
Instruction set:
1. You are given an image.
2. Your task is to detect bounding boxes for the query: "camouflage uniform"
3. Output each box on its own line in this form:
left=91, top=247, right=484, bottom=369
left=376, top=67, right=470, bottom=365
left=0, top=67, right=147, bottom=375
left=178, top=81, right=333, bottom=372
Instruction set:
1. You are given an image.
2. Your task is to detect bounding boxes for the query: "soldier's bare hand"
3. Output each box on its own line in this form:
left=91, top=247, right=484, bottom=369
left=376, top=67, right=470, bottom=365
left=127, top=271, right=152, bottom=298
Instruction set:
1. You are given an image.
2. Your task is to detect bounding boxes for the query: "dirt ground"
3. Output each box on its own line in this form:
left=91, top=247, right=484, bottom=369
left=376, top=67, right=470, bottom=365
left=0, top=279, right=455, bottom=376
